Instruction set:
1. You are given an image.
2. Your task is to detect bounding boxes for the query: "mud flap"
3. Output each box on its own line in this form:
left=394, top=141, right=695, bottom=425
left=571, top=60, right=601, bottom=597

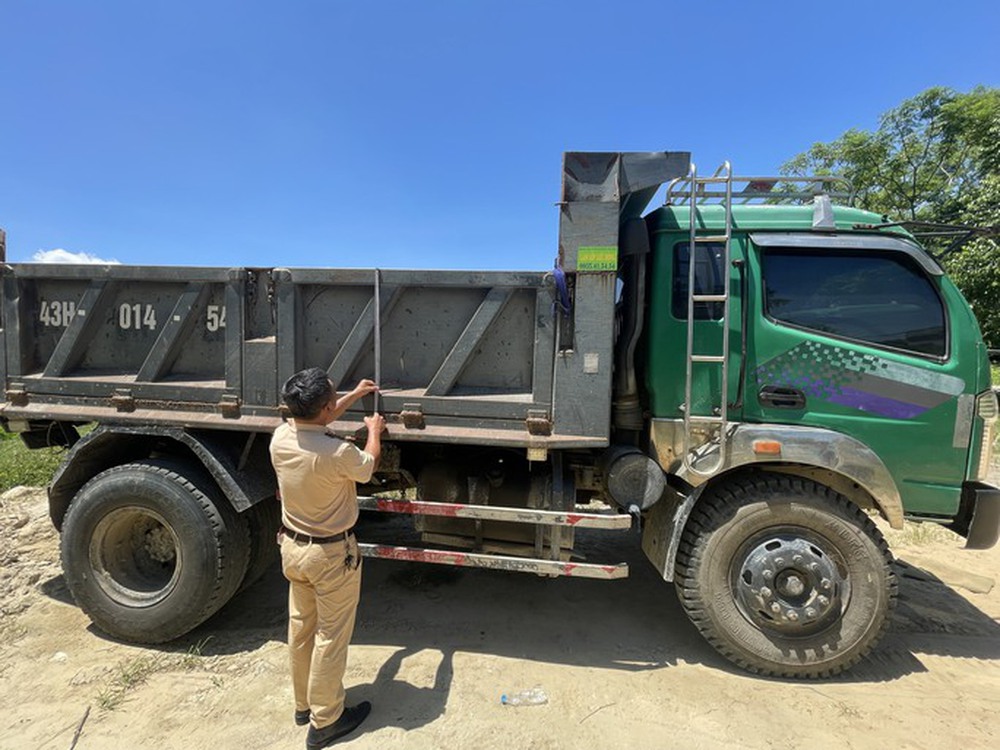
left=949, top=482, right=1000, bottom=550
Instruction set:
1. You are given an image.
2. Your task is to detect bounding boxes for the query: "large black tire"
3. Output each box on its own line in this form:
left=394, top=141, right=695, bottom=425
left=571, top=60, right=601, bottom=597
left=60, top=460, right=250, bottom=643
left=675, top=472, right=897, bottom=678
left=236, top=497, right=281, bottom=593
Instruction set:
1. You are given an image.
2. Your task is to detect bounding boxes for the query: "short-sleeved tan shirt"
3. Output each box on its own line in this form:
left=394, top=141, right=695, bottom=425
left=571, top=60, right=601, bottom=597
left=269, top=420, right=375, bottom=537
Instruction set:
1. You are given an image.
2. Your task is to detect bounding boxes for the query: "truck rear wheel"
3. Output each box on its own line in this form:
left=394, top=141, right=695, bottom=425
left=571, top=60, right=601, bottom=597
left=60, top=460, right=249, bottom=643
left=675, top=473, right=896, bottom=678
left=237, top=497, right=281, bottom=593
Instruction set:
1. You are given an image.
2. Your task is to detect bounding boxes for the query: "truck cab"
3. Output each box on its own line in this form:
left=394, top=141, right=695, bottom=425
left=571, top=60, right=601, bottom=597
left=631, top=171, right=999, bottom=676
left=644, top=199, right=994, bottom=523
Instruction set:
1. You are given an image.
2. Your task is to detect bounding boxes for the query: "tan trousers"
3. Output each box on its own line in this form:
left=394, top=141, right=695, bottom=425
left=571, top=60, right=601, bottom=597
left=280, top=534, right=362, bottom=729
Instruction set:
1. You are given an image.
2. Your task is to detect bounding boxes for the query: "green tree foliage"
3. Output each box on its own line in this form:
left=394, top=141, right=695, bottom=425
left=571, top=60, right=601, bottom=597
left=943, top=174, right=1000, bottom=347
left=783, top=87, right=1000, bottom=344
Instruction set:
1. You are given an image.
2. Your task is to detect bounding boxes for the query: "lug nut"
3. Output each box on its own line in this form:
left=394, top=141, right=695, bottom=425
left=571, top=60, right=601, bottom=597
left=821, top=578, right=831, bottom=590
left=759, top=587, right=772, bottom=599
left=806, top=608, right=816, bottom=618
left=763, top=569, right=773, bottom=580
left=793, top=555, right=802, bottom=564
left=775, top=557, right=785, bottom=566
left=787, top=611, right=799, bottom=622
left=818, top=595, right=829, bottom=606
left=771, top=602, right=781, bottom=613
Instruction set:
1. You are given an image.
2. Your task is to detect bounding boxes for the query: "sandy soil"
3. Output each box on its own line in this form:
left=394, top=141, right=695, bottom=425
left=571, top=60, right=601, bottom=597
left=2, top=485, right=999, bottom=750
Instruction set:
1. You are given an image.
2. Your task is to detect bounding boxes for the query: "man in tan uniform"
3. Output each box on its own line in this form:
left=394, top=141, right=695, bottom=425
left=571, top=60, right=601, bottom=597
left=270, top=367, right=385, bottom=749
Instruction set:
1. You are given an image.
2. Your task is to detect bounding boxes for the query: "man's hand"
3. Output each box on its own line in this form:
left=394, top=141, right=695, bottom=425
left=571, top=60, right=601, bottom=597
left=362, top=413, right=386, bottom=469
left=363, top=413, right=387, bottom=435
left=328, top=379, right=379, bottom=424
left=352, top=379, right=379, bottom=399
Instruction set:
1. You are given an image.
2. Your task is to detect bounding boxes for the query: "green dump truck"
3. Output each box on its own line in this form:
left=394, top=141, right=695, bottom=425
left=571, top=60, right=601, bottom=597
left=1, top=151, right=997, bottom=678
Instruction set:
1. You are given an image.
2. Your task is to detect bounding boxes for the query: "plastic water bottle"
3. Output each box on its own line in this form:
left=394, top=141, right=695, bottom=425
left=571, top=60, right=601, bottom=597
left=500, top=687, right=548, bottom=706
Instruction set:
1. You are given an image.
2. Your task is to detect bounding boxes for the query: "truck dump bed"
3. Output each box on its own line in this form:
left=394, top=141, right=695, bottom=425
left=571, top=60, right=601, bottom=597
left=0, top=264, right=585, bottom=446
left=0, top=152, right=690, bottom=450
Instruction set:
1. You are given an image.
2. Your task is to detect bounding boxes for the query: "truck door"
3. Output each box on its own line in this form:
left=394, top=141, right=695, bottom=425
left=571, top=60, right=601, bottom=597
left=743, top=233, right=969, bottom=516
left=645, top=233, right=746, bottom=425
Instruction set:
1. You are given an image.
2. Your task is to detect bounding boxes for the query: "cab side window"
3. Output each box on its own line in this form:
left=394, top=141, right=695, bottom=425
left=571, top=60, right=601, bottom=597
left=672, top=242, right=726, bottom=320
left=762, top=249, right=947, bottom=358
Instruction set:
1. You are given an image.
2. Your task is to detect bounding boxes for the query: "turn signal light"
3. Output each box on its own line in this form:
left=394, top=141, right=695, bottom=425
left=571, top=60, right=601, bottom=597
left=753, top=440, right=782, bottom=456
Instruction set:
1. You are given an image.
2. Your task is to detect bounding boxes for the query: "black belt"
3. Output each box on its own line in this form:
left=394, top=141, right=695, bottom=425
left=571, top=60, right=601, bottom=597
left=280, top=525, right=353, bottom=544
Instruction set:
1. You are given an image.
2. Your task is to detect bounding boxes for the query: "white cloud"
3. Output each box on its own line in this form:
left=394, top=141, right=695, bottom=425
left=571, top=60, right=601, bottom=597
left=32, top=248, right=120, bottom=265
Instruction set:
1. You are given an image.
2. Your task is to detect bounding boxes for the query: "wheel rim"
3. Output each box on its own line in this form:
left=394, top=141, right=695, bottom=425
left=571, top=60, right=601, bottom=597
left=731, top=529, right=850, bottom=636
left=89, top=506, right=181, bottom=606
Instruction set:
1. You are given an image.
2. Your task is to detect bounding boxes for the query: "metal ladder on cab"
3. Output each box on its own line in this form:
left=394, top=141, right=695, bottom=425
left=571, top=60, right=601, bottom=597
left=681, top=162, right=734, bottom=475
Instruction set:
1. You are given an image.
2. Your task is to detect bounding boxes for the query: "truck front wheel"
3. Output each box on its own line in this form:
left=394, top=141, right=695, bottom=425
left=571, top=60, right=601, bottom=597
left=675, top=473, right=896, bottom=678
left=60, top=460, right=250, bottom=643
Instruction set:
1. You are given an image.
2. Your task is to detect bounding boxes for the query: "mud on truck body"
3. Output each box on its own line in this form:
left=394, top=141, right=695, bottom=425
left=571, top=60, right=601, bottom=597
left=1, top=151, right=998, bottom=678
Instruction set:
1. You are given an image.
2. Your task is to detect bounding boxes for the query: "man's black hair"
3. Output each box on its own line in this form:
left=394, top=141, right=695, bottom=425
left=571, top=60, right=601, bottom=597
left=281, top=367, right=334, bottom=420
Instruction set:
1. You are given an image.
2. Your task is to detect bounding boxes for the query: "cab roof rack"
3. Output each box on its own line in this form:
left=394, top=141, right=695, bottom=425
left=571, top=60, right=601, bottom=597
left=852, top=220, right=1000, bottom=258
left=665, top=173, right=854, bottom=206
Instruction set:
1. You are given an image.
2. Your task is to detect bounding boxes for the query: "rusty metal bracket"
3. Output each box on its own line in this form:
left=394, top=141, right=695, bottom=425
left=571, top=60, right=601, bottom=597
left=218, top=394, right=241, bottom=419
left=400, top=403, right=425, bottom=429
left=525, top=410, right=552, bottom=436
left=111, top=389, right=135, bottom=412
left=5, top=385, right=28, bottom=407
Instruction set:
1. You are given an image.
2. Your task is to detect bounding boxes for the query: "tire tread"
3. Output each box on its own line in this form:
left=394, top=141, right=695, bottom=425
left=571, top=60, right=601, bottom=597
left=60, top=459, right=250, bottom=643
left=674, top=472, right=897, bottom=678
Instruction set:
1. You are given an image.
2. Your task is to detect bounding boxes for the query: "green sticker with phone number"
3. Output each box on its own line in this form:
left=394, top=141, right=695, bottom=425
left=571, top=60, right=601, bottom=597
left=577, top=246, right=618, bottom=271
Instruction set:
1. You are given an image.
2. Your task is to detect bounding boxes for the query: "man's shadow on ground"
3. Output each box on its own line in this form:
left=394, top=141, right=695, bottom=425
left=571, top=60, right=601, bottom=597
left=349, top=646, right=454, bottom=732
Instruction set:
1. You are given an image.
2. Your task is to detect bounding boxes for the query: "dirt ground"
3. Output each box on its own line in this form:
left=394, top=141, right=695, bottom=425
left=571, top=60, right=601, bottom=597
left=2, top=485, right=999, bottom=750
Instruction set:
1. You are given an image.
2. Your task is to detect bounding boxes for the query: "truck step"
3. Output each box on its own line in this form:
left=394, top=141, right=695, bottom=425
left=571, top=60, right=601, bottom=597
left=686, top=414, right=725, bottom=425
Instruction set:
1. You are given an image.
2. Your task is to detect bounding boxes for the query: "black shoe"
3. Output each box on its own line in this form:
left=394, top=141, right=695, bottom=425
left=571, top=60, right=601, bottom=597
left=295, top=709, right=311, bottom=726
left=306, top=702, right=372, bottom=749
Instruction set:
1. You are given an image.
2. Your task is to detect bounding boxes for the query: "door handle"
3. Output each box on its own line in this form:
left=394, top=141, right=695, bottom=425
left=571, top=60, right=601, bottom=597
left=758, top=385, right=806, bottom=409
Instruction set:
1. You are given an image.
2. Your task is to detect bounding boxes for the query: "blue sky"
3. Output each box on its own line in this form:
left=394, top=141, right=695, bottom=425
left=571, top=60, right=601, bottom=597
left=1, top=1, right=997, bottom=270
